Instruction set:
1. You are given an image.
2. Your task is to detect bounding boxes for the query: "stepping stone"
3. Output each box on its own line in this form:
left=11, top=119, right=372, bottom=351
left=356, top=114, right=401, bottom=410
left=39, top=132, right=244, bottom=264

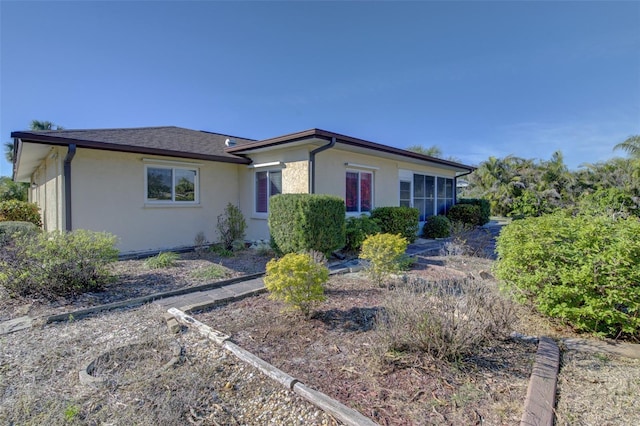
left=0, top=316, right=32, bottom=335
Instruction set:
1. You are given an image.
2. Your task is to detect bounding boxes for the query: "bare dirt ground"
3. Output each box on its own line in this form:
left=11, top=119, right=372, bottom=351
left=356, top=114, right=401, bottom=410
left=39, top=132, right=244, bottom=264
left=2, top=245, right=640, bottom=425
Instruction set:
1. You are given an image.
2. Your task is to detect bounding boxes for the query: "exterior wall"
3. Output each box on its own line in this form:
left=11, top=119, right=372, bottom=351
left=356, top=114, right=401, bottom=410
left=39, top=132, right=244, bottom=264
left=314, top=148, right=457, bottom=210
left=238, top=147, right=310, bottom=241
left=69, top=149, right=240, bottom=253
left=30, top=146, right=64, bottom=231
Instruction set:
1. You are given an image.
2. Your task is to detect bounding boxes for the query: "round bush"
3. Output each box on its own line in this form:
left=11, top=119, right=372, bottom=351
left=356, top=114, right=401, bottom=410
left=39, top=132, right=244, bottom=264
left=0, top=221, right=40, bottom=247
left=422, top=215, right=451, bottom=238
left=0, top=200, right=42, bottom=227
left=446, top=204, right=483, bottom=227
left=345, top=215, right=382, bottom=252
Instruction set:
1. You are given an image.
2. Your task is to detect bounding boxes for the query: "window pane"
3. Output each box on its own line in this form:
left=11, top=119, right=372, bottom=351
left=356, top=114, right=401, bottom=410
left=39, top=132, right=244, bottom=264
left=270, top=171, right=282, bottom=197
left=437, top=177, right=447, bottom=198
left=175, top=169, right=196, bottom=201
left=425, top=176, right=435, bottom=198
left=147, top=167, right=172, bottom=201
left=437, top=199, right=447, bottom=215
left=345, top=172, right=358, bottom=212
left=400, top=181, right=411, bottom=207
left=413, top=174, right=424, bottom=198
left=416, top=199, right=426, bottom=221
left=360, top=172, right=372, bottom=212
left=256, top=171, right=268, bottom=213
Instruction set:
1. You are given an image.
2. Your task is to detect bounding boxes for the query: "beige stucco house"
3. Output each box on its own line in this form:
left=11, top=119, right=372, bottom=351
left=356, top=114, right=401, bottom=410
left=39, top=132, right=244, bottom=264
left=10, top=126, right=475, bottom=254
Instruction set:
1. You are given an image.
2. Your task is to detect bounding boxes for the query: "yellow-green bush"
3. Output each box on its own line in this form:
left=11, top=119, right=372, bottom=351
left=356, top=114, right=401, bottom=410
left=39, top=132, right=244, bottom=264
left=0, top=200, right=41, bottom=227
left=264, top=252, right=328, bottom=317
left=359, top=233, right=409, bottom=286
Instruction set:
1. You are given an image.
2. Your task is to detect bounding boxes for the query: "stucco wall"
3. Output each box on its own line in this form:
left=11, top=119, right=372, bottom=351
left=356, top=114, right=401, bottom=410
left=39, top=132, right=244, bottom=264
left=314, top=148, right=457, bottom=209
left=69, top=149, right=240, bottom=253
left=30, top=146, right=64, bottom=231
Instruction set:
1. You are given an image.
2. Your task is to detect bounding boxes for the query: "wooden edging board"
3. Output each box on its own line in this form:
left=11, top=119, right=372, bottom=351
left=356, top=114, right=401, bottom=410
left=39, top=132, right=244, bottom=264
left=520, top=336, right=560, bottom=426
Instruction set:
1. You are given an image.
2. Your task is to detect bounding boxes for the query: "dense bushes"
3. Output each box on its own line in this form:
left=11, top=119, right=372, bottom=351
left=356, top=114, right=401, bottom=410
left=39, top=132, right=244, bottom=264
left=421, top=215, right=451, bottom=238
left=0, top=200, right=41, bottom=227
left=457, top=198, right=491, bottom=225
left=370, top=206, right=419, bottom=243
left=264, top=252, right=329, bottom=317
left=360, top=233, right=409, bottom=286
left=0, top=230, right=119, bottom=298
left=0, top=221, right=40, bottom=247
left=447, top=204, right=483, bottom=227
left=577, top=188, right=640, bottom=218
left=494, top=213, right=640, bottom=338
left=217, top=203, right=247, bottom=250
left=344, top=215, right=381, bottom=251
left=269, top=194, right=345, bottom=257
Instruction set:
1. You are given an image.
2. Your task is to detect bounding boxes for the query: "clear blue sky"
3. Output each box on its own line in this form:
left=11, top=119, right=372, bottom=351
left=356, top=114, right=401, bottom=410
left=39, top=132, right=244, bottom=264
left=1, top=0, right=639, bottom=176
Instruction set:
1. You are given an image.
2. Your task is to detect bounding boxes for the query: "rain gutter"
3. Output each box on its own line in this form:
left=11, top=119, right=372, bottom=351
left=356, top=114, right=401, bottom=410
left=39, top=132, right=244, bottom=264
left=308, top=136, right=336, bottom=194
left=64, top=144, right=76, bottom=231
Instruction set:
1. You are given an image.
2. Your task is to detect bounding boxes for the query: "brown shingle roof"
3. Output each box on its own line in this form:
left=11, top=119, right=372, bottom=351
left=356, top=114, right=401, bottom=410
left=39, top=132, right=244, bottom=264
left=11, top=126, right=254, bottom=164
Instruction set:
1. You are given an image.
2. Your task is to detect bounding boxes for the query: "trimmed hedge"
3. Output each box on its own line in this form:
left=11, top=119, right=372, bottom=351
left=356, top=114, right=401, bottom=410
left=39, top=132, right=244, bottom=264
left=344, top=215, right=381, bottom=252
left=446, top=204, right=483, bottom=227
left=457, top=198, right=490, bottom=225
left=0, top=200, right=42, bottom=227
left=494, top=213, right=640, bottom=338
left=269, top=194, right=345, bottom=257
left=422, top=215, right=451, bottom=238
left=370, top=206, right=419, bottom=243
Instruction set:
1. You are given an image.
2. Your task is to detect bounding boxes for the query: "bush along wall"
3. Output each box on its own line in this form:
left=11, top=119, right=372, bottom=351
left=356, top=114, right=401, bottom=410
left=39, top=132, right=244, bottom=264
left=0, top=200, right=42, bottom=227
left=494, top=212, right=640, bottom=339
left=454, top=198, right=491, bottom=225
left=370, top=206, right=419, bottom=243
left=268, top=194, right=346, bottom=257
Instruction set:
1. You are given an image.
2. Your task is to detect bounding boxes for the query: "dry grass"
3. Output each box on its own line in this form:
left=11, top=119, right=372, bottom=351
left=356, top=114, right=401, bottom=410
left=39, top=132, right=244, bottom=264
left=555, top=351, right=640, bottom=425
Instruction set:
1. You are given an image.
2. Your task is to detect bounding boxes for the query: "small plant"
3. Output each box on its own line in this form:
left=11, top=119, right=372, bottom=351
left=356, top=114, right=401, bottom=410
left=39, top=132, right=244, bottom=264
left=446, top=204, right=483, bottom=227
left=344, top=215, right=382, bottom=252
left=0, top=221, right=40, bottom=247
left=359, top=233, right=408, bottom=286
left=264, top=252, right=329, bottom=317
left=210, top=244, right=234, bottom=257
left=255, top=241, right=274, bottom=257
left=376, top=277, right=515, bottom=361
left=144, top=252, right=179, bottom=269
left=0, top=199, right=42, bottom=227
left=194, top=231, right=208, bottom=258
left=64, top=403, right=80, bottom=421
left=217, top=203, right=247, bottom=251
left=190, top=264, right=230, bottom=280
left=422, top=215, right=451, bottom=239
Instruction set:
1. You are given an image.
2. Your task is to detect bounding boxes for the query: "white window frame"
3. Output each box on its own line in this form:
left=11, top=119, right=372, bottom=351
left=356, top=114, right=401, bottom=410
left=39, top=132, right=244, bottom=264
left=144, top=164, right=199, bottom=205
left=254, top=168, right=282, bottom=217
left=345, top=169, right=374, bottom=216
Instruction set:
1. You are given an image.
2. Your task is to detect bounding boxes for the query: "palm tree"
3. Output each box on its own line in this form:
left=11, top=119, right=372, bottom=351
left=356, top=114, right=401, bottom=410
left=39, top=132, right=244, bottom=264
left=4, top=142, right=14, bottom=163
left=30, top=120, right=63, bottom=131
left=406, top=144, right=443, bottom=158
left=614, top=135, right=640, bottom=158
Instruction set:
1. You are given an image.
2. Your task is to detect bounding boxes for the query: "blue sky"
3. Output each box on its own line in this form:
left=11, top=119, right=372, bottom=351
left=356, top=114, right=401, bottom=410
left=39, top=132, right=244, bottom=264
left=1, top=0, right=639, bottom=176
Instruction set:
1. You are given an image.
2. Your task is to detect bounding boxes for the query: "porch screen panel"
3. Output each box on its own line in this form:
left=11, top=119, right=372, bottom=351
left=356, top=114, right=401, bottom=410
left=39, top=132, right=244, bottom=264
left=413, top=174, right=435, bottom=221
left=437, top=177, right=454, bottom=215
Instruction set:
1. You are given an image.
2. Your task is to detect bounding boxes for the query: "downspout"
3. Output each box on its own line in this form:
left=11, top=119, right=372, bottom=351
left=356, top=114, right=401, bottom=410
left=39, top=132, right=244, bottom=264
left=309, top=137, right=336, bottom=194
left=454, top=169, right=474, bottom=204
left=63, top=144, right=76, bottom=231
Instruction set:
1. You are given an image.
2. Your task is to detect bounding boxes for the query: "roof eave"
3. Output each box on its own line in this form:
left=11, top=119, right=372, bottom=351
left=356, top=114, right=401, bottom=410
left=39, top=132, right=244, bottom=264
left=10, top=132, right=251, bottom=165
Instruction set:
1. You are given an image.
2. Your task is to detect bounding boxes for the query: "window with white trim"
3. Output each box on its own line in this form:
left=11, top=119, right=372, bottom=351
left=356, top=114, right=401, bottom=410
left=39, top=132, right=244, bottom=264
left=345, top=170, right=373, bottom=213
left=255, top=170, right=282, bottom=213
left=146, top=165, right=198, bottom=204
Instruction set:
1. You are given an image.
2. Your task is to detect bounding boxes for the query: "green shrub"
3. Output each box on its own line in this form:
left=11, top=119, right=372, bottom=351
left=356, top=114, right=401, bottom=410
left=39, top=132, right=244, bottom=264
left=0, top=230, right=119, bottom=298
left=344, top=215, right=382, bottom=252
left=376, top=277, right=515, bottom=361
left=0, top=177, right=28, bottom=202
left=0, top=221, right=40, bottom=247
left=457, top=198, right=490, bottom=225
left=359, top=233, right=409, bottom=286
left=144, top=251, right=179, bottom=269
left=217, top=203, right=247, bottom=250
left=446, top=204, right=483, bottom=227
left=494, top=213, right=640, bottom=338
left=577, top=188, right=640, bottom=218
left=370, top=206, right=419, bottom=243
left=0, top=200, right=41, bottom=227
left=190, top=264, right=230, bottom=280
left=422, top=215, right=451, bottom=238
left=264, top=252, right=329, bottom=317
left=269, top=194, right=345, bottom=257
left=210, top=244, right=234, bottom=257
